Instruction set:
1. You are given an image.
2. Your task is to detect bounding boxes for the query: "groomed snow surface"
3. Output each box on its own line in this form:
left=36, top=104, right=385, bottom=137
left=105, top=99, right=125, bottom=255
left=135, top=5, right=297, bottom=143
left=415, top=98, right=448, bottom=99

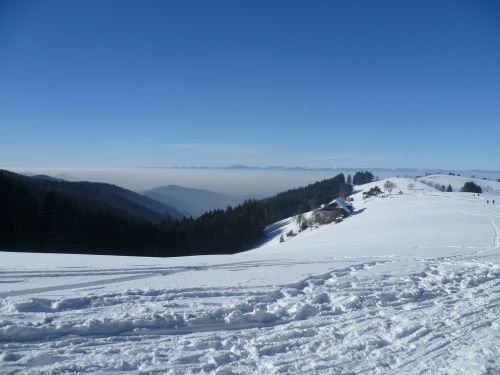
left=1, top=176, right=499, bottom=374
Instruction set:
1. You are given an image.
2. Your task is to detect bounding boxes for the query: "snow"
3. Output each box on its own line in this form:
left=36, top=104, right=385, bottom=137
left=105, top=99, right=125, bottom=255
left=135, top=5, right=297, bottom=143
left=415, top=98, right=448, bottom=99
left=417, top=174, right=500, bottom=195
left=1, top=176, right=499, bottom=374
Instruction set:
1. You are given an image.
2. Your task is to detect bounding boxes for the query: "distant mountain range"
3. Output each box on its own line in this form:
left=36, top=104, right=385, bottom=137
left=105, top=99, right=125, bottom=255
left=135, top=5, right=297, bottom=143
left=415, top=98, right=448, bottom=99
left=143, top=185, right=248, bottom=218
left=145, top=165, right=500, bottom=173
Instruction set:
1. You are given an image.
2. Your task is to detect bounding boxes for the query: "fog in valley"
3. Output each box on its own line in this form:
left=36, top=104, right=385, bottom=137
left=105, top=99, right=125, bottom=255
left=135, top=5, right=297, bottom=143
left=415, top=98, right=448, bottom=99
left=10, top=167, right=500, bottom=198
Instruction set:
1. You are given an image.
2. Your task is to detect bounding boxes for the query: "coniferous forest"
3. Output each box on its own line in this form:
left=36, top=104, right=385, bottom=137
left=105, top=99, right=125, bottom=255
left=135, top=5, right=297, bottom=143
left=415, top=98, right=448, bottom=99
left=352, top=171, right=375, bottom=185
left=0, top=170, right=351, bottom=257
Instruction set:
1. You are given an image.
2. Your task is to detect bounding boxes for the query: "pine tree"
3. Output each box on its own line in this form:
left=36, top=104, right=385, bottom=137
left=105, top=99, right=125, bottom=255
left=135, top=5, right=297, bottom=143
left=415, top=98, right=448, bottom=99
left=461, top=182, right=482, bottom=193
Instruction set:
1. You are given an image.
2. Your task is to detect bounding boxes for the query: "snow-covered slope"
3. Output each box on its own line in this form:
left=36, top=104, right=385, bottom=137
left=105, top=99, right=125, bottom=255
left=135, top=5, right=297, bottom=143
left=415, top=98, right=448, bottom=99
left=418, top=174, right=500, bottom=194
left=1, top=177, right=499, bottom=374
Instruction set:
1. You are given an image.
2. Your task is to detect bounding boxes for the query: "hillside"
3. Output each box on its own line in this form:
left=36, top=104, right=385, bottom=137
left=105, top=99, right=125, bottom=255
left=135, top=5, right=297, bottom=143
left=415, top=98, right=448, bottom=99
left=143, top=185, right=246, bottom=218
left=0, top=175, right=498, bottom=373
left=418, top=174, right=500, bottom=194
left=0, top=170, right=184, bottom=255
left=0, top=170, right=349, bottom=256
left=2, top=170, right=183, bottom=221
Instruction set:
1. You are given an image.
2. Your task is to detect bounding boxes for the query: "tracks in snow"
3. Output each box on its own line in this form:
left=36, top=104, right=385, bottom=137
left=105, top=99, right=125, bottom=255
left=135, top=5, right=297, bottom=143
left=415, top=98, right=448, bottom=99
left=456, top=208, right=500, bottom=258
left=1, top=256, right=499, bottom=374
left=1, top=201, right=500, bottom=373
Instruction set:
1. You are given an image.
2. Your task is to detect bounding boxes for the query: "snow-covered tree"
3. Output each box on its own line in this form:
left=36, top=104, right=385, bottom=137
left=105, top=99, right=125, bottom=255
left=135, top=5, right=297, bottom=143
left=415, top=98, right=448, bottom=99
left=295, top=213, right=304, bottom=226
left=384, top=180, right=397, bottom=194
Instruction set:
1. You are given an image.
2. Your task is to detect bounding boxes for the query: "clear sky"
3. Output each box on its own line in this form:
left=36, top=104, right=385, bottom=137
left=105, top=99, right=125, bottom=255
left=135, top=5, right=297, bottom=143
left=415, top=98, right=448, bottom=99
left=1, top=0, right=499, bottom=170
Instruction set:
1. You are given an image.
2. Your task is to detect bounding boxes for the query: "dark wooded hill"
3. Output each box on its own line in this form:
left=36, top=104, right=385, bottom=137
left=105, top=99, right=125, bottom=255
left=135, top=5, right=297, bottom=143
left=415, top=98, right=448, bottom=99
left=143, top=185, right=247, bottom=218
left=9, top=171, right=183, bottom=222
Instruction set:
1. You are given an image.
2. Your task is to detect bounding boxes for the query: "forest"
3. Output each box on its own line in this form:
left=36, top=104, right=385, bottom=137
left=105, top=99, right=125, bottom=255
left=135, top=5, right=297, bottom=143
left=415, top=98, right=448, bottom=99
left=0, top=170, right=351, bottom=257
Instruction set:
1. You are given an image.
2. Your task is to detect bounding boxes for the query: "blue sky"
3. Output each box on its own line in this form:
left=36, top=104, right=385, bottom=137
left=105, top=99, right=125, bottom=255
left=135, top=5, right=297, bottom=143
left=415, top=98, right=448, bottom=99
left=1, top=0, right=499, bottom=170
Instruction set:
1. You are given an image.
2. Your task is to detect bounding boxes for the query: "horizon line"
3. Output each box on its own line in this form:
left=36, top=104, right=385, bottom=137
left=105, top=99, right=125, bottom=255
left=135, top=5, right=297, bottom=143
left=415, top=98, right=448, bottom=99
left=138, top=165, right=500, bottom=173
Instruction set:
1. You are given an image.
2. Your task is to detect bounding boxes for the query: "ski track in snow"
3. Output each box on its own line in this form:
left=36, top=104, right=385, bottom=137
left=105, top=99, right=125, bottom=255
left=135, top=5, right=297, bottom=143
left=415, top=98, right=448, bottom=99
left=1, top=257, right=498, bottom=374
left=455, top=209, right=500, bottom=259
left=0, top=177, right=499, bottom=374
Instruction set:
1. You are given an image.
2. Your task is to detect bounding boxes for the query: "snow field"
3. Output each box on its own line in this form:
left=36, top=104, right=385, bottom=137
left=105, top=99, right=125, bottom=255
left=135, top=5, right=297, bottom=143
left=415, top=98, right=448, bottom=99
left=0, top=176, right=499, bottom=374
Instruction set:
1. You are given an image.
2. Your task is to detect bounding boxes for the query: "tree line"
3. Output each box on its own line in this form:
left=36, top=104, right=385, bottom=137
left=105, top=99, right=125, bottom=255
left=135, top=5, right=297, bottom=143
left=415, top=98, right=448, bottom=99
left=352, top=171, right=374, bottom=185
